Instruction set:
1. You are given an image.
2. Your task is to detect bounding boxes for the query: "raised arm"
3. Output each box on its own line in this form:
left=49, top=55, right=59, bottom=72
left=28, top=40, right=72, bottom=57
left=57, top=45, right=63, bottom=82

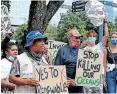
left=103, top=48, right=107, bottom=75
left=102, top=48, right=107, bottom=87
left=101, top=21, right=109, bottom=46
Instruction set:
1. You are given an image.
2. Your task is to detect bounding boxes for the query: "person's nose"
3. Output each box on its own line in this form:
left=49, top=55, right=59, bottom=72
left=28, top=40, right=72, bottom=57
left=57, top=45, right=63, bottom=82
left=14, top=50, right=18, bottom=54
left=41, top=41, right=45, bottom=45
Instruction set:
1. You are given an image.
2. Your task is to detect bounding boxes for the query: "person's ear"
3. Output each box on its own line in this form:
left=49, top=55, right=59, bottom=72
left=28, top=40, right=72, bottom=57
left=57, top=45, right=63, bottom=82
left=5, top=51, right=8, bottom=56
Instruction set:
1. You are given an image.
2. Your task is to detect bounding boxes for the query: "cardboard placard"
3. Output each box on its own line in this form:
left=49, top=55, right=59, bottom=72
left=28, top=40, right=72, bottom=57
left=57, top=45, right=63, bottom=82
left=75, top=49, right=104, bottom=87
left=48, top=40, right=67, bottom=64
left=35, top=65, right=68, bottom=93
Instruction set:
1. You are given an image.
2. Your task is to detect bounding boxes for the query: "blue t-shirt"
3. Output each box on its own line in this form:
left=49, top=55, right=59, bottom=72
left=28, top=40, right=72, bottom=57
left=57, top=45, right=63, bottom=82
left=55, top=45, right=78, bottom=79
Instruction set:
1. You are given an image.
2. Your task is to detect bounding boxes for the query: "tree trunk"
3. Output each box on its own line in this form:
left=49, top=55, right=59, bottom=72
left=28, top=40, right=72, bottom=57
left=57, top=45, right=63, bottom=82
left=28, top=0, right=64, bottom=34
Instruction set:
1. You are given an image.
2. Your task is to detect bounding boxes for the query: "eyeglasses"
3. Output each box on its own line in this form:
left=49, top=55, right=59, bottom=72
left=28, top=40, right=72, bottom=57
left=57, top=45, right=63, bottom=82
left=72, top=36, right=81, bottom=40
left=70, top=36, right=81, bottom=42
left=75, top=37, right=81, bottom=39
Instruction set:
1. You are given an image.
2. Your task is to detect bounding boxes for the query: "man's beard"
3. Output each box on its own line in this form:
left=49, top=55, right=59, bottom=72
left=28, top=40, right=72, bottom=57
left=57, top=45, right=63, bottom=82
left=69, top=40, right=80, bottom=48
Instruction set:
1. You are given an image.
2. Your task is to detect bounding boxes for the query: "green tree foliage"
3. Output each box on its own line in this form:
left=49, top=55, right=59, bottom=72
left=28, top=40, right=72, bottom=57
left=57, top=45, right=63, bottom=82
left=54, top=11, right=97, bottom=43
left=108, top=17, right=117, bottom=34
left=50, top=11, right=117, bottom=43
left=12, top=24, right=28, bottom=48
left=13, top=13, right=117, bottom=46
left=108, top=22, right=115, bottom=33
left=115, top=17, right=117, bottom=26
left=45, top=25, right=58, bottom=40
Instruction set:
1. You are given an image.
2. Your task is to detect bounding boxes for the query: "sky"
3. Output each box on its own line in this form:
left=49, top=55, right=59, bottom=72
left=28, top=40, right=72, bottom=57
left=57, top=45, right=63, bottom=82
left=8, top=0, right=117, bottom=26
left=9, top=0, right=74, bottom=26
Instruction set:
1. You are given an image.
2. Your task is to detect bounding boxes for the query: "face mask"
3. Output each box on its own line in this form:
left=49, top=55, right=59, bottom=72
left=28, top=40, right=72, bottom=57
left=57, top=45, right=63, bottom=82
left=8, top=56, right=15, bottom=62
left=111, top=39, right=117, bottom=45
left=88, top=37, right=96, bottom=44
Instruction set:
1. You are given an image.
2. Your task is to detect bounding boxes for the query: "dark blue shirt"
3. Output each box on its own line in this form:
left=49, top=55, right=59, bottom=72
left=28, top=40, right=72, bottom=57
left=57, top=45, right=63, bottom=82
left=55, top=44, right=78, bottom=79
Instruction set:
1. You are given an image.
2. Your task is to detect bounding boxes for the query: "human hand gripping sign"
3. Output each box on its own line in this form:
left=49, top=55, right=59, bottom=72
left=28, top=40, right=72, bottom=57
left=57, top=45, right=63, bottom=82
left=67, top=79, right=77, bottom=87
left=103, top=79, right=107, bottom=88
left=7, top=83, right=16, bottom=89
left=26, top=79, right=39, bottom=86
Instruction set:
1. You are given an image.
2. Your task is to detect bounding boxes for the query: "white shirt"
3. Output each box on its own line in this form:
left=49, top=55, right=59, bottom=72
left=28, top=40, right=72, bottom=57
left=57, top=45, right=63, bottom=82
left=84, top=43, right=104, bottom=53
left=1, top=58, right=12, bottom=79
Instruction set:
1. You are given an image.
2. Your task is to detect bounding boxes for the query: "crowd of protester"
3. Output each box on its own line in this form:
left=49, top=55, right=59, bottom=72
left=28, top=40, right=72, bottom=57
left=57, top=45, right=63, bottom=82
left=1, top=20, right=117, bottom=93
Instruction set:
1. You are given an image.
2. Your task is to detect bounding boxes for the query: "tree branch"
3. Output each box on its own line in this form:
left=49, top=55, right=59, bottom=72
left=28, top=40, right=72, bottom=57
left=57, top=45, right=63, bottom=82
left=43, top=1, right=64, bottom=31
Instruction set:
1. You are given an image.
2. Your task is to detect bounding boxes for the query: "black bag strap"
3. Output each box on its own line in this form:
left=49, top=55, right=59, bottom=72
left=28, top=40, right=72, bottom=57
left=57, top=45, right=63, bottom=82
left=108, top=47, right=116, bottom=69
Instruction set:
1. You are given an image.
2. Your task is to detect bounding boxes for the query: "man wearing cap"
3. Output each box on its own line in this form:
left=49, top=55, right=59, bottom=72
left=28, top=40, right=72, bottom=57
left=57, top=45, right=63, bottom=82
left=55, top=29, right=83, bottom=93
left=9, top=31, right=48, bottom=93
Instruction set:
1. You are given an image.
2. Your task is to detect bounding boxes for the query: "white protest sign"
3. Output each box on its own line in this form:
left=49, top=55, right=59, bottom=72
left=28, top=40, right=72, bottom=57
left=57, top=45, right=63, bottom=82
left=48, top=40, right=67, bottom=64
left=85, top=0, right=107, bottom=26
left=35, top=65, right=68, bottom=93
left=75, top=49, right=104, bottom=87
left=1, top=4, right=11, bottom=33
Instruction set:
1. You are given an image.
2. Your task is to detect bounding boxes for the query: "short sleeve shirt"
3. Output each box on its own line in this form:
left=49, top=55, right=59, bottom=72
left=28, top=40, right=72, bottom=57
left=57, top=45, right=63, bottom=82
left=1, top=58, right=12, bottom=79
left=84, top=42, right=104, bottom=53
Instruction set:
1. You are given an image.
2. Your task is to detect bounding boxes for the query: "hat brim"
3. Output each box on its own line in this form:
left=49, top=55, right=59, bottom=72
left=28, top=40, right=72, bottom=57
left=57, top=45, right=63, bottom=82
left=24, top=36, right=47, bottom=47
